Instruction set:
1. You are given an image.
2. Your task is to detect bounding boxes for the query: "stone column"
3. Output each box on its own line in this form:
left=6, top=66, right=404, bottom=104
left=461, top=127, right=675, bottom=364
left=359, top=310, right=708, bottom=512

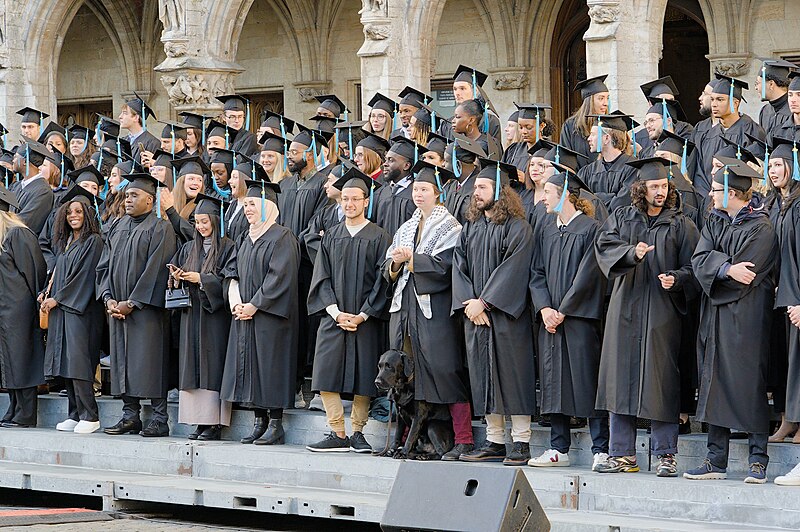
left=0, top=0, right=31, bottom=139
left=154, top=0, right=244, bottom=117
left=357, top=0, right=430, bottom=117
left=583, top=0, right=663, bottom=118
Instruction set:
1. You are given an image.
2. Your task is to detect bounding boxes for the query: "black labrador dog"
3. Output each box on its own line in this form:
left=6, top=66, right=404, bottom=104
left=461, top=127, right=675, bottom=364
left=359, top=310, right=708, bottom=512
left=374, top=349, right=454, bottom=460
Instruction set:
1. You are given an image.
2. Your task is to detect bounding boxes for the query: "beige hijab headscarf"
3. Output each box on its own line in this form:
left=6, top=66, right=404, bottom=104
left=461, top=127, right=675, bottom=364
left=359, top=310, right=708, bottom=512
left=248, top=197, right=279, bottom=243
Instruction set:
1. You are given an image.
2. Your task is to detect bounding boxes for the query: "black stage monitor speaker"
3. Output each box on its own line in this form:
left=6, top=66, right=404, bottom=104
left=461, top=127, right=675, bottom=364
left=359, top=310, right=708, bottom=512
left=380, top=461, right=550, bottom=531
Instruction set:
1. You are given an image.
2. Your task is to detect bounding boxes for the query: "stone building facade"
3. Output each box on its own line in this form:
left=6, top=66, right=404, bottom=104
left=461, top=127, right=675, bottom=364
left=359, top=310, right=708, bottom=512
left=0, top=0, right=798, bottom=139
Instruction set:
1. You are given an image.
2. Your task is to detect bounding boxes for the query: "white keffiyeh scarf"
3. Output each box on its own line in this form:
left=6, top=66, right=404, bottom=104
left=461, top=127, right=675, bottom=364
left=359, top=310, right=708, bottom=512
left=387, top=205, right=461, bottom=318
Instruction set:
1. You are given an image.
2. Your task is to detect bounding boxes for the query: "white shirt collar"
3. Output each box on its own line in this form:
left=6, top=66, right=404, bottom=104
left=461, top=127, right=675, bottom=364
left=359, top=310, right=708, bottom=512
left=556, top=210, right=582, bottom=228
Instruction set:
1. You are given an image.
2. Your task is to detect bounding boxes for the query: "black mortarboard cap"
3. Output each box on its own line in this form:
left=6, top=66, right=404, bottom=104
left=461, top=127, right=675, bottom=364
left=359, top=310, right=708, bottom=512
left=260, top=111, right=296, bottom=135
left=194, top=192, right=227, bottom=216
left=646, top=98, right=687, bottom=123
left=769, top=135, right=800, bottom=163
left=245, top=179, right=281, bottom=203
left=125, top=93, right=157, bottom=121
left=398, top=87, right=430, bottom=108
left=59, top=184, right=103, bottom=207
left=0, top=183, right=18, bottom=211
left=205, top=120, right=240, bottom=145
left=657, top=129, right=696, bottom=158
left=528, top=139, right=552, bottom=158
left=411, top=159, right=454, bottom=190
left=308, top=115, right=340, bottom=134
left=21, top=138, right=56, bottom=166
left=236, top=154, right=270, bottom=182
left=216, top=94, right=248, bottom=112
left=368, top=93, right=398, bottom=114
left=547, top=166, right=591, bottom=192
left=357, top=133, right=391, bottom=157
left=38, top=122, right=66, bottom=144
left=315, top=95, right=348, bottom=117
left=626, top=157, right=670, bottom=181
left=334, top=121, right=368, bottom=149
left=453, top=65, right=488, bottom=88
left=97, top=115, right=121, bottom=137
left=160, top=121, right=189, bottom=140
left=258, top=131, right=286, bottom=154
left=761, top=59, right=797, bottom=83
left=508, top=111, right=519, bottom=123
left=294, top=123, right=330, bottom=149
left=333, top=166, right=381, bottom=194
left=412, top=107, right=432, bottom=126
left=574, top=75, right=609, bottom=100
left=124, top=172, right=167, bottom=196
left=66, top=124, right=91, bottom=142
left=514, top=102, right=551, bottom=121
left=50, top=149, right=75, bottom=175
left=713, top=156, right=759, bottom=192
left=173, top=156, right=210, bottom=177
left=178, top=112, right=211, bottom=130
left=16, top=107, right=49, bottom=125
left=715, top=136, right=759, bottom=165
left=476, top=157, right=517, bottom=198
left=68, top=164, right=105, bottom=187
left=101, top=135, right=132, bottom=159
left=448, top=132, right=487, bottom=161
left=541, top=141, right=588, bottom=173
left=388, top=136, right=422, bottom=162
left=151, top=149, right=175, bottom=170
left=210, top=148, right=236, bottom=167
left=640, top=76, right=680, bottom=101
left=589, top=111, right=638, bottom=132
left=712, top=73, right=748, bottom=102
left=789, top=71, right=800, bottom=92
left=425, top=132, right=448, bottom=157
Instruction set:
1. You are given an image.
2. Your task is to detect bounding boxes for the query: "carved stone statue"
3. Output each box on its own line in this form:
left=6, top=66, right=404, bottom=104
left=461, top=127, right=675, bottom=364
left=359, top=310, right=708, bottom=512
left=159, top=0, right=185, bottom=35
left=494, top=72, right=530, bottom=91
left=161, top=74, right=211, bottom=106
left=364, top=24, right=390, bottom=40
left=358, top=0, right=386, bottom=16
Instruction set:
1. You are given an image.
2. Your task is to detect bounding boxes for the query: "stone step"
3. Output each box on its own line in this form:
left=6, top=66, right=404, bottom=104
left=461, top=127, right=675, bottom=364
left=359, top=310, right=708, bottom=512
left=547, top=508, right=794, bottom=531
left=15, top=394, right=800, bottom=477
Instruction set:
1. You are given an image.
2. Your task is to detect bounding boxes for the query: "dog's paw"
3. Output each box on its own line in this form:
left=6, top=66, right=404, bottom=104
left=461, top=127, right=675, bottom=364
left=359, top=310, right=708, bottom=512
left=392, top=449, right=409, bottom=460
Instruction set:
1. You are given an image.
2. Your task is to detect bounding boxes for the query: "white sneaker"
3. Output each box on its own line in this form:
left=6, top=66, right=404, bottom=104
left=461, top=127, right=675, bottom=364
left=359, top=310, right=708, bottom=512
left=528, top=449, right=570, bottom=467
left=308, top=394, right=324, bottom=411
left=775, top=462, right=800, bottom=486
left=592, top=452, right=610, bottom=472
left=56, top=419, right=79, bottom=431
left=294, top=391, right=307, bottom=409
left=73, top=420, right=101, bottom=434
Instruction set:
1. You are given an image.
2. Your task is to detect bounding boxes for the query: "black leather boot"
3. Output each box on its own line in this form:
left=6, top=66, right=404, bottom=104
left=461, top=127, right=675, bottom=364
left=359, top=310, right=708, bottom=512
left=253, top=419, right=285, bottom=445
left=241, top=416, right=268, bottom=444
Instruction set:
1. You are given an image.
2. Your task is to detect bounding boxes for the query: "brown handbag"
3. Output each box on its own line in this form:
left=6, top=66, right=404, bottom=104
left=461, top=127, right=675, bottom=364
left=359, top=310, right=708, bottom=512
left=39, top=269, right=55, bottom=330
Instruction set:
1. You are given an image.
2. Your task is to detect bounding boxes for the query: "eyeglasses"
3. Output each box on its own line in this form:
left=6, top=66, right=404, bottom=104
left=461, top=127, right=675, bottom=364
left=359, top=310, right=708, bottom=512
left=710, top=188, right=726, bottom=193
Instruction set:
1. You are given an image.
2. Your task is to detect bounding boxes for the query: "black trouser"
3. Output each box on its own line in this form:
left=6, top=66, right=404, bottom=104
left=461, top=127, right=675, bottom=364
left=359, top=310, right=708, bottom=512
left=550, top=413, right=609, bottom=455
left=706, top=424, right=769, bottom=469
left=254, top=408, right=283, bottom=420
left=4, top=388, right=37, bottom=426
left=122, top=395, right=168, bottom=424
left=66, top=379, right=99, bottom=422
left=609, top=413, right=678, bottom=457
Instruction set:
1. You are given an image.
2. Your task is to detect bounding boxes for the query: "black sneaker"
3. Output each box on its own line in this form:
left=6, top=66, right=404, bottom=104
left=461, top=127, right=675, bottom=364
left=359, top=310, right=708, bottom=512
left=459, top=441, right=506, bottom=462
left=442, top=443, right=474, bottom=461
left=503, top=442, right=530, bottom=466
left=349, top=431, right=372, bottom=453
left=306, top=432, right=350, bottom=453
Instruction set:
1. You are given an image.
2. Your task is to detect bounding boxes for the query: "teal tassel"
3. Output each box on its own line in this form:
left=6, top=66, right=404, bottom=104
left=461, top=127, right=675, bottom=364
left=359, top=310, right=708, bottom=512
left=171, top=130, right=175, bottom=156
left=115, top=180, right=128, bottom=192
left=94, top=199, right=103, bottom=228
left=367, top=181, right=374, bottom=218
left=452, top=145, right=461, bottom=178
left=736, top=144, right=742, bottom=160
left=680, top=140, right=688, bottom=175
left=211, top=177, right=230, bottom=198
left=156, top=187, right=161, bottom=218
left=393, top=109, right=399, bottom=132
left=431, top=110, right=437, bottom=131
left=245, top=101, right=251, bottom=131
left=280, top=119, right=288, bottom=172
left=555, top=145, right=560, bottom=165
left=471, top=71, right=478, bottom=100
left=762, top=66, right=767, bottom=100
left=762, top=145, right=770, bottom=186
left=97, top=150, right=104, bottom=171
left=25, top=144, right=30, bottom=175
left=347, top=128, right=353, bottom=159
left=596, top=121, right=603, bottom=153
left=220, top=203, right=225, bottom=237
left=172, top=167, right=176, bottom=188
left=793, top=144, right=800, bottom=181
left=535, top=112, right=540, bottom=142
left=100, top=179, right=108, bottom=200
left=261, top=179, right=266, bottom=222
left=482, top=110, right=489, bottom=134
left=201, top=118, right=206, bottom=145
left=729, top=82, right=735, bottom=114
left=554, top=174, right=568, bottom=212
left=494, top=164, right=501, bottom=201
left=722, top=167, right=729, bottom=209
left=225, top=130, right=230, bottom=150
left=435, top=168, right=445, bottom=202
left=632, top=131, right=638, bottom=156
left=661, top=100, right=670, bottom=130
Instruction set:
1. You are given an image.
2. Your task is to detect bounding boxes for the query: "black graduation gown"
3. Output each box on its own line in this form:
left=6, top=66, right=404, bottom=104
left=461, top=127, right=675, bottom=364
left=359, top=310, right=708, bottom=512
left=692, top=115, right=766, bottom=196
left=9, top=178, right=54, bottom=236
left=166, top=206, right=196, bottom=246
left=96, top=211, right=177, bottom=397
left=578, top=153, right=639, bottom=212
left=0, top=226, right=47, bottom=388
left=767, top=114, right=800, bottom=147
left=301, top=203, right=342, bottom=264
left=173, top=238, right=236, bottom=391
left=308, top=222, right=390, bottom=396
left=44, top=233, right=104, bottom=382
left=559, top=118, right=592, bottom=171
left=502, top=142, right=532, bottom=172
left=224, top=202, right=249, bottom=247
left=443, top=169, right=478, bottom=225
left=530, top=214, right=606, bottom=417
left=385, top=221, right=470, bottom=404
left=759, top=94, right=792, bottom=138
left=594, top=206, right=700, bottom=423
left=372, top=180, right=415, bottom=236
left=767, top=194, right=793, bottom=417
left=278, top=171, right=329, bottom=238
left=452, top=215, right=536, bottom=415
left=221, top=225, right=299, bottom=409
left=439, top=112, right=502, bottom=148
left=231, top=129, right=260, bottom=158
left=130, top=131, right=162, bottom=166
left=692, top=203, right=778, bottom=433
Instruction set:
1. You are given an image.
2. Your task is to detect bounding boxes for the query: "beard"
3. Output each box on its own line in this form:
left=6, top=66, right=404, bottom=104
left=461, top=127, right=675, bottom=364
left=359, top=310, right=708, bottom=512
left=699, top=103, right=712, bottom=118
left=287, top=157, right=307, bottom=174
left=386, top=168, right=403, bottom=183
left=476, top=197, right=495, bottom=212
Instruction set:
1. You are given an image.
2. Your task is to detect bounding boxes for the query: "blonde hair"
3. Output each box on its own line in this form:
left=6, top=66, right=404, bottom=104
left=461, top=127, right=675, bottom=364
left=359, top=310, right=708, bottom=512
left=173, top=175, right=205, bottom=220
left=506, top=122, right=522, bottom=149
left=0, top=211, right=27, bottom=252
left=268, top=153, right=289, bottom=183
left=365, top=109, right=392, bottom=140
left=570, top=97, right=597, bottom=138
left=411, top=120, right=431, bottom=146
left=361, top=147, right=383, bottom=175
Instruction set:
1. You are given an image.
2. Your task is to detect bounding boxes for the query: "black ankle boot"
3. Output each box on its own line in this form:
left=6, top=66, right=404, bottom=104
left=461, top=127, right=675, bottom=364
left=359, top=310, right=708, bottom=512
left=197, top=425, right=222, bottom=441
left=253, top=419, right=285, bottom=445
left=188, top=425, right=206, bottom=440
left=241, top=416, right=268, bottom=444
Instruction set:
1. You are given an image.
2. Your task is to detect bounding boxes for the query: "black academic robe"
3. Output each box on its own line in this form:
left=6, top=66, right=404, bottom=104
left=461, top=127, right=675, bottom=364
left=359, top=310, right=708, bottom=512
left=301, top=202, right=343, bottom=264
left=278, top=171, right=329, bottom=239
left=130, top=131, right=162, bottom=166
left=530, top=213, right=606, bottom=417
left=443, top=168, right=479, bottom=225
left=172, top=238, right=236, bottom=391
left=385, top=217, right=470, bottom=404
left=44, top=233, right=104, bottom=382
left=559, top=118, right=592, bottom=171
left=231, top=129, right=260, bottom=158
left=767, top=114, right=799, bottom=147
left=439, top=112, right=502, bottom=148
left=221, top=225, right=299, bottom=409
left=692, top=115, right=766, bottom=196
left=224, top=202, right=249, bottom=247
left=372, top=179, right=415, bottom=236
left=759, top=94, right=792, bottom=138
left=96, top=211, right=177, bottom=398
left=692, top=203, right=778, bottom=433
left=502, top=142, right=532, bottom=172
left=0, top=226, right=47, bottom=388
left=308, top=222, right=390, bottom=396
left=578, top=153, right=639, bottom=212
left=10, top=177, right=54, bottom=236
left=595, top=206, right=700, bottom=423
left=452, top=215, right=536, bottom=415
left=166, top=206, right=196, bottom=246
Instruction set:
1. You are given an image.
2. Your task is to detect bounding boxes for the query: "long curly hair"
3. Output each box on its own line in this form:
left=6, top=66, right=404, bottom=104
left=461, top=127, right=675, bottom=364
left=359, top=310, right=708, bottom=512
left=52, top=200, right=102, bottom=254
left=630, top=179, right=678, bottom=213
left=551, top=185, right=595, bottom=218
left=466, top=185, right=525, bottom=224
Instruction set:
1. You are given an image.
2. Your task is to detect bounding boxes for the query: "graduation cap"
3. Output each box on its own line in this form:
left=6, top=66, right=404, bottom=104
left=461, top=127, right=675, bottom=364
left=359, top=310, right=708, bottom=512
left=20, top=137, right=56, bottom=168
left=640, top=76, right=680, bottom=102
left=761, top=59, right=798, bottom=99
left=412, top=107, right=432, bottom=127
left=574, top=75, right=609, bottom=100
left=50, top=149, right=75, bottom=180
left=245, top=179, right=281, bottom=220
left=124, top=172, right=167, bottom=197
left=96, top=115, right=121, bottom=138
left=295, top=123, right=330, bottom=151
left=0, top=183, right=18, bottom=211
left=388, top=136, right=422, bottom=163
left=125, top=93, right=156, bottom=130
left=527, top=139, right=552, bottom=158
left=546, top=164, right=592, bottom=212
left=514, top=103, right=551, bottom=142
left=626, top=157, right=670, bottom=181
left=173, top=156, right=210, bottom=178
left=0, top=148, right=15, bottom=165
left=398, top=87, right=430, bottom=108
left=333, top=166, right=381, bottom=194
left=714, top=135, right=759, bottom=166
left=508, top=111, right=520, bottom=123
left=541, top=141, right=588, bottom=174
left=100, top=135, right=132, bottom=167
left=210, top=148, right=236, bottom=169
left=38, top=122, right=66, bottom=145
left=357, top=132, right=391, bottom=158
left=236, top=154, right=270, bottom=182
left=713, top=74, right=748, bottom=113
left=769, top=136, right=800, bottom=182
left=368, top=93, right=398, bottom=114
left=217, top=94, right=251, bottom=129
left=714, top=156, right=759, bottom=207
left=447, top=133, right=487, bottom=178
left=59, top=184, right=104, bottom=218
left=425, top=132, right=448, bottom=157
left=646, top=98, right=687, bottom=124
left=114, top=159, right=143, bottom=176
left=260, top=111, right=296, bottom=136
left=17, top=107, right=49, bottom=126
left=151, top=149, right=175, bottom=171
left=205, top=120, right=240, bottom=149
left=258, top=131, right=286, bottom=154
left=66, top=124, right=92, bottom=142
left=308, top=115, right=340, bottom=134
left=656, top=129, right=695, bottom=175
left=178, top=112, right=209, bottom=130
left=315, top=95, right=348, bottom=118
left=475, top=158, right=517, bottom=200
left=411, top=159, right=454, bottom=201
left=453, top=65, right=488, bottom=89
left=193, top=192, right=230, bottom=235
left=159, top=121, right=189, bottom=141
left=335, top=120, right=368, bottom=154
